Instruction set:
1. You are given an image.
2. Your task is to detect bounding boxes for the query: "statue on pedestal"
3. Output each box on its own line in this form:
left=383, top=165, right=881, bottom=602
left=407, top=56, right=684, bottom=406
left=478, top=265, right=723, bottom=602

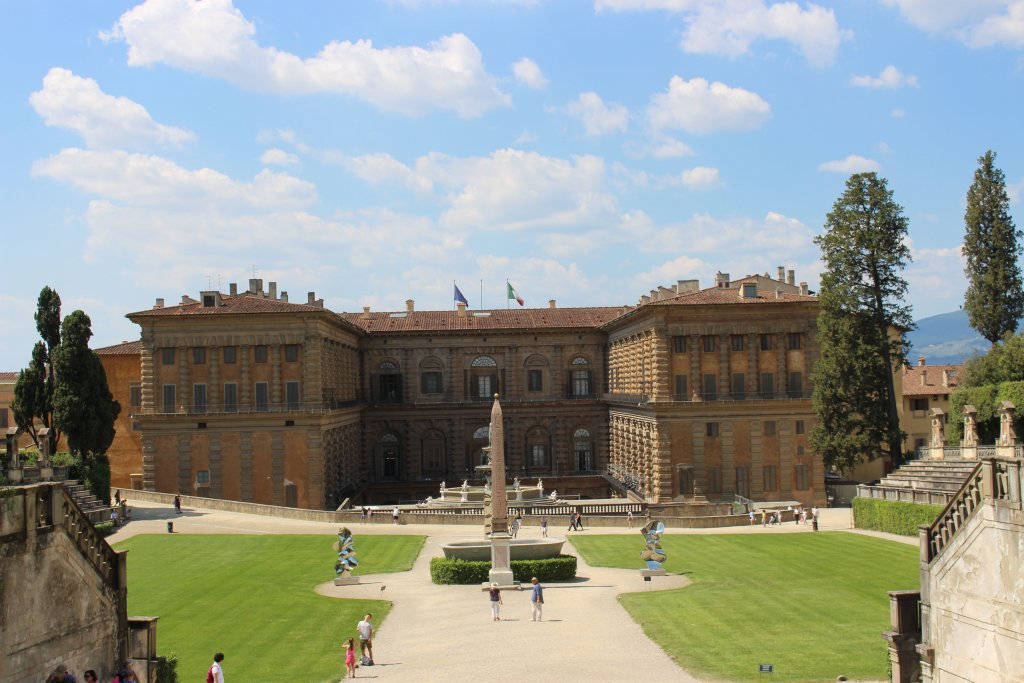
left=962, top=406, right=978, bottom=448
left=640, top=519, right=667, bottom=574
left=333, top=527, right=360, bottom=585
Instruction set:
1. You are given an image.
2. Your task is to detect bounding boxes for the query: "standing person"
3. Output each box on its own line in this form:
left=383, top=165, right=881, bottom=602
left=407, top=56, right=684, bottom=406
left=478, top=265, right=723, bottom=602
left=539, top=516, right=548, bottom=538
left=392, top=506, right=400, bottom=525
left=801, top=508, right=808, bottom=525
left=748, top=509, right=755, bottom=526
left=111, top=507, right=119, bottom=527
left=530, top=577, right=544, bottom=622
left=811, top=506, right=819, bottom=531
left=627, top=510, right=634, bottom=528
left=761, top=509, right=768, bottom=527
left=207, top=653, right=225, bottom=683
left=357, top=613, right=375, bottom=664
left=343, top=637, right=357, bottom=678
left=114, top=489, right=121, bottom=505
left=488, top=582, right=503, bottom=621
left=567, top=511, right=577, bottom=531
left=576, top=509, right=584, bottom=530
left=174, top=495, right=182, bottom=514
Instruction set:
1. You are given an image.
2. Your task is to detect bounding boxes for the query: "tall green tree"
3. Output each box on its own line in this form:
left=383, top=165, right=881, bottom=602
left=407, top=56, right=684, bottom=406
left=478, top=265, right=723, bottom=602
left=52, top=310, right=121, bottom=501
left=963, top=150, right=1023, bottom=344
left=11, top=286, right=62, bottom=453
left=811, top=173, right=914, bottom=472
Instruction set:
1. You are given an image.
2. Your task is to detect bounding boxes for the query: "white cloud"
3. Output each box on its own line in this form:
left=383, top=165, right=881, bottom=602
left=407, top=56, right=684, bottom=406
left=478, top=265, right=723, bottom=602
left=877, top=142, right=893, bottom=154
left=596, top=0, right=849, bottom=67
left=326, top=151, right=434, bottom=194
left=676, top=166, right=722, bottom=190
left=850, top=65, right=919, bottom=89
left=883, top=0, right=1024, bottom=49
left=564, top=92, right=630, bottom=136
left=905, top=243, right=967, bottom=318
left=101, top=0, right=510, bottom=118
left=646, top=76, right=771, bottom=134
left=818, top=155, right=882, bottom=173
left=512, top=58, right=549, bottom=89
left=891, top=108, right=907, bottom=118
left=648, top=137, right=696, bottom=158
left=29, top=67, right=195, bottom=150
left=260, top=148, right=299, bottom=166
left=514, top=130, right=538, bottom=144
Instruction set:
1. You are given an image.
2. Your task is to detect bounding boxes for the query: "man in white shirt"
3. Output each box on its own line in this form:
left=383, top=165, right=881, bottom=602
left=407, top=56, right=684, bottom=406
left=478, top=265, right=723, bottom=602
left=357, top=613, right=374, bottom=663
left=209, top=652, right=225, bottom=683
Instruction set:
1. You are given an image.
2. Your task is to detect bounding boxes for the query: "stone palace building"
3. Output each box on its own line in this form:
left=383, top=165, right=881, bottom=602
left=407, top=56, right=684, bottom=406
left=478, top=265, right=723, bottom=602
left=96, top=267, right=826, bottom=509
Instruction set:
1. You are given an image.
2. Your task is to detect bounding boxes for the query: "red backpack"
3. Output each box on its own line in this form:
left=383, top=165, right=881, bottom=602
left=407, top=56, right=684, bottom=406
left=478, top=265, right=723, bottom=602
left=206, top=666, right=215, bottom=683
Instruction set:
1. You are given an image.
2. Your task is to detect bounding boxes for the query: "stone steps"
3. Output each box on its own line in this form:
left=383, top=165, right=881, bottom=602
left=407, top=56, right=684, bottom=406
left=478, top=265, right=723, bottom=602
left=874, top=459, right=977, bottom=495
left=62, top=480, right=113, bottom=523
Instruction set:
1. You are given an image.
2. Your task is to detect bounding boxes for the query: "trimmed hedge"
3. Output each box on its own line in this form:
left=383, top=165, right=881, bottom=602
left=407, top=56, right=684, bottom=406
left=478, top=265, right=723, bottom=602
left=853, top=498, right=944, bottom=536
left=94, top=521, right=116, bottom=537
left=430, top=555, right=577, bottom=584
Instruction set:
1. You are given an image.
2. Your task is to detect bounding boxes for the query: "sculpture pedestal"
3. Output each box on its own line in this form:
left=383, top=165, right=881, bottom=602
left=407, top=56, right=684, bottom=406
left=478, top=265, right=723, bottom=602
left=334, top=577, right=360, bottom=586
left=640, top=568, right=667, bottom=578
left=487, top=532, right=516, bottom=587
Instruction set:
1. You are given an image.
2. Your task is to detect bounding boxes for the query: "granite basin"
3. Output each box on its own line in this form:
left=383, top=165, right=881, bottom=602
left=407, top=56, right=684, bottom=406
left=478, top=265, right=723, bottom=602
left=441, top=538, right=566, bottom=561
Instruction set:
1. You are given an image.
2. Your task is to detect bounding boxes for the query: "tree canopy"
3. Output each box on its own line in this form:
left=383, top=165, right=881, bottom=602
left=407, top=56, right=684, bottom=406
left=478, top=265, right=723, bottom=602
left=811, top=173, right=913, bottom=472
left=962, top=150, right=1023, bottom=344
left=11, top=286, right=62, bottom=453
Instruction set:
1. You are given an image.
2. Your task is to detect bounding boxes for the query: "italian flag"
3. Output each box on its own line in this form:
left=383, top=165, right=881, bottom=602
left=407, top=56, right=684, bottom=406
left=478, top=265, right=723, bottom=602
left=507, top=281, right=524, bottom=306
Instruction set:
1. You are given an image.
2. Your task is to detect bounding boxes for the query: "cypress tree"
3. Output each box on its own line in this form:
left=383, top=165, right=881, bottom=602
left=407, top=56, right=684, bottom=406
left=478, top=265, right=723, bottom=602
left=11, top=286, right=63, bottom=453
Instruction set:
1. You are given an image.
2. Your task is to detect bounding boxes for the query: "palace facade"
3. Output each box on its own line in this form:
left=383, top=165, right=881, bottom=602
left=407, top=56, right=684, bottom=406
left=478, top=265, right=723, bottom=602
left=97, top=269, right=826, bottom=509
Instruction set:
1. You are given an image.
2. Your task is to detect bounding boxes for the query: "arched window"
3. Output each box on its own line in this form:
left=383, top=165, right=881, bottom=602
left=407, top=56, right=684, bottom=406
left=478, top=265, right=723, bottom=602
left=526, top=426, right=550, bottom=471
left=375, top=360, right=402, bottom=403
left=524, top=354, right=548, bottom=393
left=379, top=361, right=398, bottom=370
left=377, top=433, right=400, bottom=479
left=473, top=425, right=490, bottom=440
left=472, top=356, right=497, bottom=367
left=569, top=357, right=593, bottom=398
left=420, top=357, right=444, bottom=395
left=469, top=356, right=499, bottom=399
left=574, top=428, right=593, bottom=472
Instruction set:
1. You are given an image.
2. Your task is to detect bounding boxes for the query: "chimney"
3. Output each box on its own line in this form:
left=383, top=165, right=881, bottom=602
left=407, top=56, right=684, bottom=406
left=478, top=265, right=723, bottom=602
left=154, top=298, right=164, bottom=309
left=658, top=286, right=675, bottom=299
left=181, top=294, right=197, bottom=305
left=457, top=301, right=467, bottom=318
left=640, top=295, right=651, bottom=305
left=269, top=282, right=277, bottom=299
left=405, top=299, right=415, bottom=312
left=787, top=270, right=795, bottom=286
left=360, top=305, right=371, bottom=319
left=280, top=291, right=288, bottom=302
left=777, top=266, right=785, bottom=282
left=942, top=369, right=949, bottom=387
left=248, top=278, right=262, bottom=295
left=775, top=288, right=782, bottom=299
left=918, top=356, right=926, bottom=367
left=307, top=291, right=316, bottom=304
left=650, top=289, right=659, bottom=302
left=549, top=299, right=557, bottom=309
left=676, top=279, right=699, bottom=294
left=715, top=272, right=730, bottom=288
left=229, top=283, right=238, bottom=296
left=799, top=282, right=809, bottom=295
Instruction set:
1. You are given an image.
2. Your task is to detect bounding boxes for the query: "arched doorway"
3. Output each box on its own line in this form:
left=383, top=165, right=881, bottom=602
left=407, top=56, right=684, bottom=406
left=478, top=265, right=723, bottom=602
left=573, top=427, right=593, bottom=472
left=377, top=433, right=400, bottom=480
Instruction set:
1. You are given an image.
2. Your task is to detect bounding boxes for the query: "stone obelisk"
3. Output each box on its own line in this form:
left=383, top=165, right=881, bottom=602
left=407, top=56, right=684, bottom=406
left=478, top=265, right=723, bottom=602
left=487, top=394, right=515, bottom=587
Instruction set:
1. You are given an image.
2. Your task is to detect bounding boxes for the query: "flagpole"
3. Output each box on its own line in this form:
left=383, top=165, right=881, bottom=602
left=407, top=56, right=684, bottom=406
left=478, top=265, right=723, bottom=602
left=453, top=280, right=456, bottom=311
left=506, top=279, right=509, bottom=310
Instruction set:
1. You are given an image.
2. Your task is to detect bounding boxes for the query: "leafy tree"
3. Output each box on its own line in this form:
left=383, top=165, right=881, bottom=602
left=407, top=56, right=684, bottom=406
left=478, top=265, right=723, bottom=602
left=11, top=287, right=62, bottom=453
left=963, top=150, right=1024, bottom=344
left=811, top=173, right=913, bottom=472
left=52, top=310, right=121, bottom=502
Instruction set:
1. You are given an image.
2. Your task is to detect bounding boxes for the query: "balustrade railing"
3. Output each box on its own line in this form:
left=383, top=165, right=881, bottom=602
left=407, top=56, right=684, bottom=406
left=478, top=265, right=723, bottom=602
left=607, top=463, right=647, bottom=495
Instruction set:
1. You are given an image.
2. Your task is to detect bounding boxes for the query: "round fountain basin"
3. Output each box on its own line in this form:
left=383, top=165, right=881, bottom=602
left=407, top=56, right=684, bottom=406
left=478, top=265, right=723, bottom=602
left=441, top=538, right=565, bottom=562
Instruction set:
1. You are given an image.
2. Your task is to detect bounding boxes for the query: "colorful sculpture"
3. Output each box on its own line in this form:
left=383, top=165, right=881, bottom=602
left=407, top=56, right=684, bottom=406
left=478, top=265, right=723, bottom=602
left=333, top=527, right=359, bottom=582
left=640, top=519, right=667, bottom=570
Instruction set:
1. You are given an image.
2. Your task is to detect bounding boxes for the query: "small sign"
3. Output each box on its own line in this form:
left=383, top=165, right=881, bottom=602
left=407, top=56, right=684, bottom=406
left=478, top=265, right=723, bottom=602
left=643, top=576, right=652, bottom=582
left=759, top=664, right=774, bottom=673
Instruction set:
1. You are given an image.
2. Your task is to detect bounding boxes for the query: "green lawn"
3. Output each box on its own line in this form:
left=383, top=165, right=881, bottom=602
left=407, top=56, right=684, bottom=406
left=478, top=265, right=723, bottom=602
left=116, top=534, right=424, bottom=683
left=572, top=532, right=917, bottom=682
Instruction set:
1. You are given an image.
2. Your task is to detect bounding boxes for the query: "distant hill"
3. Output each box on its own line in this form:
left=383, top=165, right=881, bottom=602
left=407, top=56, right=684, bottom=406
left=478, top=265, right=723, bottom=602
left=906, top=310, right=988, bottom=365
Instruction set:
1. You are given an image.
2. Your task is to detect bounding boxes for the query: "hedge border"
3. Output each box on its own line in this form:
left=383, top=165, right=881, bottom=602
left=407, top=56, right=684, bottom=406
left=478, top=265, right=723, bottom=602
left=852, top=498, right=943, bottom=537
left=429, top=555, right=577, bottom=584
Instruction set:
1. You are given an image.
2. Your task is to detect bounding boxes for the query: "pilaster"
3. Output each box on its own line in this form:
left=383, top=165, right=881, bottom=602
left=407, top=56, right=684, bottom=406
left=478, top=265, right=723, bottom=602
left=240, top=431, right=253, bottom=502
left=271, top=344, right=282, bottom=405
left=209, top=432, right=222, bottom=498
left=177, top=433, right=191, bottom=495
left=272, top=431, right=284, bottom=505
left=240, top=345, right=251, bottom=407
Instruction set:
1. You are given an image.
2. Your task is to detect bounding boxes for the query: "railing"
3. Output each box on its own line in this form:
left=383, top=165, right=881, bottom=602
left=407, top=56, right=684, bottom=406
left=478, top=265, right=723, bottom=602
left=978, top=445, right=997, bottom=458
left=135, top=399, right=358, bottom=416
left=607, top=463, right=646, bottom=495
left=375, top=394, right=605, bottom=408
left=404, top=501, right=643, bottom=516
left=603, top=393, right=649, bottom=405
left=943, top=447, right=962, bottom=459
left=59, top=484, right=122, bottom=588
left=604, top=391, right=811, bottom=404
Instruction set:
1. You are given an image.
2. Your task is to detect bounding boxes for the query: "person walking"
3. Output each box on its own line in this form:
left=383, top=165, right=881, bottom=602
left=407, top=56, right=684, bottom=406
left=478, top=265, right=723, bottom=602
left=530, top=577, right=544, bottom=622
left=539, top=516, right=548, bottom=538
left=567, top=511, right=578, bottom=531
left=343, top=637, right=357, bottom=678
left=174, top=495, right=182, bottom=514
left=357, top=613, right=375, bottom=664
left=627, top=510, right=634, bottom=528
left=207, top=653, right=225, bottom=683
left=488, top=582, right=503, bottom=621
left=576, top=509, right=584, bottom=530
left=748, top=509, right=755, bottom=526
left=811, top=506, right=819, bottom=531
left=392, top=506, right=400, bottom=525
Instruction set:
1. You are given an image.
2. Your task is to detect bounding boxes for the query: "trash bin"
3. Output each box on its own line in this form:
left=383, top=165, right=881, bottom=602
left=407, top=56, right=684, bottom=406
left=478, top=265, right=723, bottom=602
left=167, top=521, right=173, bottom=533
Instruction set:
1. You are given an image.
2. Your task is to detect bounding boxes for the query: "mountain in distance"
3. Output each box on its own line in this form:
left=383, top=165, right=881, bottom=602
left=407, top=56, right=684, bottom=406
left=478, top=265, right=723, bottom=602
left=906, top=309, right=989, bottom=365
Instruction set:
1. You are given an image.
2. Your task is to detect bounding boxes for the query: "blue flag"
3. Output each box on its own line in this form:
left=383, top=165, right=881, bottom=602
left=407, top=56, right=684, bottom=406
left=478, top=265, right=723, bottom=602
left=454, top=283, right=469, bottom=305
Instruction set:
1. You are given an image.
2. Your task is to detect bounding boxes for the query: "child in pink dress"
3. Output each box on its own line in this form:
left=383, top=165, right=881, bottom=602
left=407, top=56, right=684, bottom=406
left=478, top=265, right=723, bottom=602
left=344, top=637, right=356, bottom=678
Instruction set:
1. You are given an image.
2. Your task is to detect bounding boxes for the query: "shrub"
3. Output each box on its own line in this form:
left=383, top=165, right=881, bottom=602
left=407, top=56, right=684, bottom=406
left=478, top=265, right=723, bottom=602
left=156, top=654, right=179, bottom=683
left=430, top=555, right=577, bottom=584
left=94, top=521, right=116, bottom=537
left=853, top=498, right=944, bottom=536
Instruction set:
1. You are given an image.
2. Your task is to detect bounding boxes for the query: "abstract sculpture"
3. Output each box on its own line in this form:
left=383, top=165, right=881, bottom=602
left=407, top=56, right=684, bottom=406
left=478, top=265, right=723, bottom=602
left=640, top=519, right=667, bottom=571
left=333, top=527, right=360, bottom=585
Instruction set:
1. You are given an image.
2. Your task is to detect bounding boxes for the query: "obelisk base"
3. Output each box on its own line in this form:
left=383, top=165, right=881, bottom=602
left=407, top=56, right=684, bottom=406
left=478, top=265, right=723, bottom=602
left=333, top=577, right=361, bottom=586
left=487, top=532, right=517, bottom=587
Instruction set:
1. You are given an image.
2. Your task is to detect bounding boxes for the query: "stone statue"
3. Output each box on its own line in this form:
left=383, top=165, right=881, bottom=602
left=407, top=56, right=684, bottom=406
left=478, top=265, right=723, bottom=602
left=440, top=481, right=447, bottom=493
left=462, top=480, right=469, bottom=490
left=962, top=406, right=978, bottom=448
left=930, top=408, right=945, bottom=448
left=549, top=490, right=557, bottom=500
left=998, top=401, right=1017, bottom=446
left=513, top=477, right=520, bottom=490
left=333, top=527, right=359, bottom=581
left=537, top=479, right=543, bottom=493
left=640, top=519, right=667, bottom=570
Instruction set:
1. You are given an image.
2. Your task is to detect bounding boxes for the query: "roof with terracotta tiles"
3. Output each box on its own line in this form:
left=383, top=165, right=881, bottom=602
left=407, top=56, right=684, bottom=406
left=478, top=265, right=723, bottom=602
left=95, top=340, right=143, bottom=355
left=649, top=286, right=817, bottom=306
left=902, top=364, right=960, bottom=397
left=341, top=306, right=626, bottom=333
left=128, top=294, right=327, bottom=318
left=0, top=371, right=19, bottom=382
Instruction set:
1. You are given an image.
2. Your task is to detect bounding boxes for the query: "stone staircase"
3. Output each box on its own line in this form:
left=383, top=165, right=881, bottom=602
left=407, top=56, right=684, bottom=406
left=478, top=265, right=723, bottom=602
left=859, top=459, right=979, bottom=506
left=62, top=479, right=112, bottom=524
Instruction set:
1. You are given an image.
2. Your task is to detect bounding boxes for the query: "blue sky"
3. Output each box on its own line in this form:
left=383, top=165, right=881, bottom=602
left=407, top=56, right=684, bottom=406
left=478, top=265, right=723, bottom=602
left=2, top=0, right=1023, bottom=369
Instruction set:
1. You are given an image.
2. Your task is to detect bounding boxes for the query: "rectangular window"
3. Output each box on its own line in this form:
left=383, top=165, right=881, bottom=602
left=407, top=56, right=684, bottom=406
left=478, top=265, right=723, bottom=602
left=795, top=419, right=805, bottom=435
left=254, top=345, right=268, bottom=363
left=760, top=373, right=775, bottom=398
left=477, top=375, right=493, bottom=398
left=255, top=382, right=269, bottom=411
left=196, top=470, right=210, bottom=485
left=707, top=467, right=722, bottom=493
left=787, top=333, right=802, bottom=350
left=731, top=335, right=744, bottom=352
left=0, top=408, right=7, bottom=428
left=286, top=381, right=300, bottom=410
left=284, top=344, right=299, bottom=362
left=527, top=369, right=543, bottom=392
left=706, top=422, right=719, bottom=438
left=572, top=369, right=592, bottom=397
left=736, top=466, right=750, bottom=498
left=192, top=384, right=207, bottom=412
left=797, top=445, right=805, bottom=455
left=130, top=385, right=142, bottom=408
left=222, top=346, right=237, bottom=364
left=192, top=347, right=206, bottom=364
left=161, top=348, right=175, bottom=365
left=703, top=335, right=717, bottom=353
left=788, top=371, right=803, bottom=398
left=910, top=398, right=929, bottom=411
left=795, top=464, right=809, bottom=490
left=223, top=383, right=238, bottom=412
left=760, top=334, right=773, bottom=351
left=763, top=465, right=778, bottom=491
left=674, top=374, right=688, bottom=400
left=162, top=384, right=176, bottom=413
left=379, top=375, right=402, bottom=402
left=422, top=371, right=443, bottom=394
left=702, top=374, right=717, bottom=401
left=531, top=444, right=547, bottom=467
left=763, top=420, right=776, bottom=436
left=672, top=336, right=687, bottom=353
left=731, top=373, right=745, bottom=399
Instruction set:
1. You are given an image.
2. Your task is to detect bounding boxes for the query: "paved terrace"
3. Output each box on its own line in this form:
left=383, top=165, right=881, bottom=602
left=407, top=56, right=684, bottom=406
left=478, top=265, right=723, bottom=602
left=110, top=504, right=906, bottom=683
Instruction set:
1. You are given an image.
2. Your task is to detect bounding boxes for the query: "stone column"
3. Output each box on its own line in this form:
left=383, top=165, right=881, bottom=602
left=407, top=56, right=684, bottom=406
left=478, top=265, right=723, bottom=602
left=307, top=429, right=325, bottom=510
left=721, top=421, right=735, bottom=494
left=775, top=333, right=786, bottom=397
left=746, top=333, right=758, bottom=397
left=997, top=401, right=1017, bottom=458
left=271, top=431, right=284, bottom=505
left=929, top=408, right=946, bottom=460
left=177, top=434, right=191, bottom=495
left=779, top=419, right=793, bottom=498
left=961, top=405, right=978, bottom=460
left=239, top=431, right=253, bottom=502
left=750, top=419, right=764, bottom=495
left=689, top=334, right=701, bottom=399
left=651, top=331, right=671, bottom=402
left=140, top=333, right=156, bottom=410
left=141, top=434, right=156, bottom=490
left=692, top=420, right=706, bottom=494
left=209, top=433, right=222, bottom=498
left=718, top=334, right=729, bottom=400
